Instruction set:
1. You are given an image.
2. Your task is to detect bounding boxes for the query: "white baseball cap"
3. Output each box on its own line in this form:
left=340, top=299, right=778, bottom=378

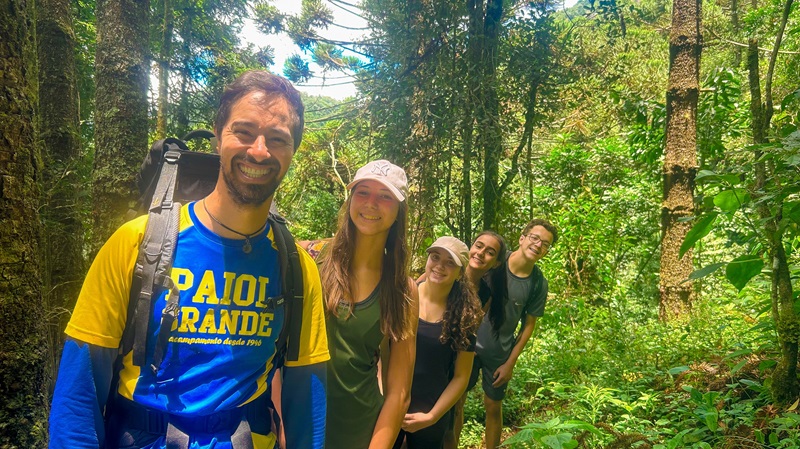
left=346, top=160, right=408, bottom=201
left=427, top=236, right=469, bottom=267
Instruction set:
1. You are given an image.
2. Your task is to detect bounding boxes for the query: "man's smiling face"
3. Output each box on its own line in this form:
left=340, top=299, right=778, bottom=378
left=217, top=92, right=297, bottom=206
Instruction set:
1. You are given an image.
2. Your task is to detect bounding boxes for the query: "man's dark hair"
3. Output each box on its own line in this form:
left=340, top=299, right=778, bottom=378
left=214, top=70, right=305, bottom=150
left=522, top=218, right=558, bottom=246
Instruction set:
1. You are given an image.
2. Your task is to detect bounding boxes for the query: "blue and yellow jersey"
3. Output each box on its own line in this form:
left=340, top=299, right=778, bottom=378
left=65, top=202, right=329, bottom=416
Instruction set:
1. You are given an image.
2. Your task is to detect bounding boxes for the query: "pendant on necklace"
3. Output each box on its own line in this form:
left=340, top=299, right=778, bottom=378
left=243, top=239, right=252, bottom=254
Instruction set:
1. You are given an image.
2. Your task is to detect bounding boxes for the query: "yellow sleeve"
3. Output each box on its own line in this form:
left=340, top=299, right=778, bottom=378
left=284, top=243, right=330, bottom=367
left=65, top=216, right=147, bottom=348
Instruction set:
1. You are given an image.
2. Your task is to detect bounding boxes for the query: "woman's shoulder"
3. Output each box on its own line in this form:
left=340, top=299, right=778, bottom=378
left=299, top=238, right=331, bottom=261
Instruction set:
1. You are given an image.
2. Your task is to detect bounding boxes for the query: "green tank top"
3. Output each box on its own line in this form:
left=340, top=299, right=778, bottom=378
left=325, top=287, right=384, bottom=449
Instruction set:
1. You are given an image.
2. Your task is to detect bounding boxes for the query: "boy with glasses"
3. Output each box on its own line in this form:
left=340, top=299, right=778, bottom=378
left=465, top=218, right=557, bottom=449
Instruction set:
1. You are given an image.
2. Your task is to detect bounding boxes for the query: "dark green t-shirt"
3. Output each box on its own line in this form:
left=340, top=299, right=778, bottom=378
left=325, top=288, right=384, bottom=449
left=475, top=261, right=547, bottom=369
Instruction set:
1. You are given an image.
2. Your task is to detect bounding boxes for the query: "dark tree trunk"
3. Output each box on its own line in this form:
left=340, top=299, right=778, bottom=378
left=480, top=0, right=503, bottom=231
left=731, top=0, right=741, bottom=67
left=0, top=0, right=49, bottom=446
left=176, top=74, right=190, bottom=138
left=461, top=0, right=482, bottom=240
left=92, top=0, right=150, bottom=249
left=748, top=0, right=799, bottom=402
left=659, top=0, right=701, bottom=320
left=36, top=0, right=85, bottom=394
left=156, top=0, right=173, bottom=139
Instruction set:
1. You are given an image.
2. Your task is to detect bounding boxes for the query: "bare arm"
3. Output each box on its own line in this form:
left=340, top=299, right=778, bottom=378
left=369, top=281, right=419, bottom=449
left=491, top=315, right=537, bottom=387
left=401, top=350, right=475, bottom=433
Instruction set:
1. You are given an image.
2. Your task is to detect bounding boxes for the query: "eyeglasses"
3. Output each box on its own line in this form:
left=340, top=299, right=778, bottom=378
left=524, top=234, right=552, bottom=250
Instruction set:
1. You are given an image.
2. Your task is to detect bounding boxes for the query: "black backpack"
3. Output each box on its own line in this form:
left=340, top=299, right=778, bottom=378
left=120, top=130, right=304, bottom=376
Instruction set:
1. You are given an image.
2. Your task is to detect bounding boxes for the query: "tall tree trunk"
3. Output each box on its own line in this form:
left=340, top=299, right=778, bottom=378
left=731, top=0, right=742, bottom=67
left=659, top=0, right=701, bottom=320
left=763, top=0, right=794, bottom=130
left=0, top=0, right=49, bottom=446
left=405, top=0, right=435, bottom=258
left=461, top=0, right=482, bottom=239
left=156, top=0, right=173, bottom=139
left=92, top=0, right=150, bottom=249
left=748, top=0, right=799, bottom=402
left=480, top=0, right=503, bottom=231
left=176, top=73, right=190, bottom=138
left=36, top=0, right=84, bottom=394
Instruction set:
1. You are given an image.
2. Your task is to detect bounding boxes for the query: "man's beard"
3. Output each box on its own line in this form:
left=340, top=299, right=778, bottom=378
left=222, top=155, right=284, bottom=206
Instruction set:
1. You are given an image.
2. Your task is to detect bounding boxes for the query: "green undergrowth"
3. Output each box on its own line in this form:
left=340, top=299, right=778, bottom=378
left=460, top=289, right=800, bottom=448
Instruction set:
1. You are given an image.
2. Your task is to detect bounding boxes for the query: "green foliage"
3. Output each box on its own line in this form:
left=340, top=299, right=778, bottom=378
left=460, top=286, right=800, bottom=448
left=284, top=54, right=313, bottom=82
left=501, top=417, right=601, bottom=449
left=725, top=256, right=765, bottom=292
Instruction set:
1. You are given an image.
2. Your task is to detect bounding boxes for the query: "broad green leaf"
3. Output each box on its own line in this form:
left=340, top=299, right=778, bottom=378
left=725, top=255, right=764, bottom=291
left=719, top=174, right=742, bottom=185
left=690, top=387, right=703, bottom=403
left=670, top=366, right=690, bottom=375
left=714, top=189, right=750, bottom=212
left=687, top=263, right=725, bottom=281
left=758, top=360, right=777, bottom=371
left=501, top=428, right=536, bottom=445
left=705, top=413, right=718, bottom=432
left=695, top=170, right=719, bottom=182
left=562, top=421, right=601, bottom=434
left=723, top=348, right=752, bottom=360
left=680, top=213, right=718, bottom=258
left=783, top=201, right=800, bottom=225
left=730, top=359, right=747, bottom=375
left=541, top=433, right=576, bottom=449
left=543, top=417, right=561, bottom=428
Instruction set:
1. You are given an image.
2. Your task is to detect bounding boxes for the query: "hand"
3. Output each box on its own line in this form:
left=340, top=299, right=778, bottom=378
left=492, top=360, right=514, bottom=388
left=401, top=412, right=436, bottom=433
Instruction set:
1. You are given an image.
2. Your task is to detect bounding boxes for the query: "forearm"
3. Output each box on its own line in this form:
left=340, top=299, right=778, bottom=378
left=506, top=316, right=537, bottom=366
left=370, top=388, right=410, bottom=448
left=427, top=375, right=470, bottom=423
left=427, top=351, right=474, bottom=422
left=282, top=363, right=327, bottom=449
left=371, top=334, right=415, bottom=449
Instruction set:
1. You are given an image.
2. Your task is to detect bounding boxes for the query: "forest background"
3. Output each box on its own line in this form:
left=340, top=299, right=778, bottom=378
left=1, top=0, right=800, bottom=447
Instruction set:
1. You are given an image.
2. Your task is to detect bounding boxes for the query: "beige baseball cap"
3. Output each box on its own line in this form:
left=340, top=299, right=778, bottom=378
left=427, top=236, right=469, bottom=267
left=346, top=160, right=408, bottom=201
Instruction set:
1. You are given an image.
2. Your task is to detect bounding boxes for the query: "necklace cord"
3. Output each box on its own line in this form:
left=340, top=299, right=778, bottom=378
left=201, top=200, right=267, bottom=252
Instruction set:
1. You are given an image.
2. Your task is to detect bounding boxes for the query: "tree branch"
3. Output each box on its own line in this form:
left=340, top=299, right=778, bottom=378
left=764, top=0, right=795, bottom=128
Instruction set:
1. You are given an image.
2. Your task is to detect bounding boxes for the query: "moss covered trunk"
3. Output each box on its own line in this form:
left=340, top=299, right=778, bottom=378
left=0, top=0, right=49, bottom=446
left=748, top=35, right=799, bottom=403
left=480, top=0, right=503, bottom=231
left=36, top=0, right=85, bottom=394
left=92, top=0, right=149, bottom=249
left=659, top=0, right=701, bottom=321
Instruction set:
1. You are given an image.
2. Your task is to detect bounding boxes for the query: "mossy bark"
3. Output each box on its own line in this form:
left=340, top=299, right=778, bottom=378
left=748, top=33, right=799, bottom=403
left=36, top=0, right=85, bottom=395
left=480, top=0, right=503, bottom=231
left=92, top=0, right=149, bottom=251
left=659, top=0, right=701, bottom=321
left=0, top=0, right=49, bottom=446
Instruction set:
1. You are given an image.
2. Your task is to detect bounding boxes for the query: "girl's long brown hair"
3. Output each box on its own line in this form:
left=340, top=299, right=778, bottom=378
left=440, top=275, right=482, bottom=352
left=318, top=194, right=414, bottom=342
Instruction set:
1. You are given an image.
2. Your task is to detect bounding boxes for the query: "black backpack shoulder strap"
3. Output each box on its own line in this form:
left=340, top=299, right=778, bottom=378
left=268, top=213, right=305, bottom=366
left=121, top=147, right=183, bottom=373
